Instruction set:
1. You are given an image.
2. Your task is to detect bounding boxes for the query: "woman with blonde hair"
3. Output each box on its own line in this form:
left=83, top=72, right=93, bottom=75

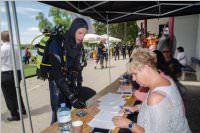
left=112, top=48, right=191, bottom=133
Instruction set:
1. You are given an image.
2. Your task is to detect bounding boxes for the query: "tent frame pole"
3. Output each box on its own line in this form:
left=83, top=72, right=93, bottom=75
left=79, top=1, right=108, bottom=12
left=5, top=2, right=25, bottom=133
left=11, top=2, right=34, bottom=133
left=106, top=14, right=111, bottom=84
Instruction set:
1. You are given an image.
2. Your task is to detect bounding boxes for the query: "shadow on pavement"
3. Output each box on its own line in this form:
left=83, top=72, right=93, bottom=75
left=30, top=105, right=51, bottom=116
left=1, top=104, right=51, bottom=122
left=184, top=85, right=200, bottom=133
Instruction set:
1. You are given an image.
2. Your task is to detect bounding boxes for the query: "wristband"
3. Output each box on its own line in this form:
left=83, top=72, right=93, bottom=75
left=128, top=121, right=134, bottom=129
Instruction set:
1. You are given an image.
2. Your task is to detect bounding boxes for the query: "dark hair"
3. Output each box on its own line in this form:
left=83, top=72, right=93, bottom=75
left=177, top=46, right=184, bottom=52
left=153, top=50, right=177, bottom=81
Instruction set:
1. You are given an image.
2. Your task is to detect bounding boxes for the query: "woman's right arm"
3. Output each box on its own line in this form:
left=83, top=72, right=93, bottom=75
left=112, top=116, right=144, bottom=133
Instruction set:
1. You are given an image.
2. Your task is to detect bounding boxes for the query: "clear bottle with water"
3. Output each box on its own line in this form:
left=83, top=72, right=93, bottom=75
left=57, top=103, right=71, bottom=133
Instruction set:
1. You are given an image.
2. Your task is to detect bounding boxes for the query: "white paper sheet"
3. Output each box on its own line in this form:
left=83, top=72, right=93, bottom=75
left=98, top=105, right=121, bottom=113
left=88, top=119, right=115, bottom=129
left=88, top=93, right=126, bottom=130
left=98, top=93, right=123, bottom=101
left=99, top=99, right=126, bottom=107
left=94, top=110, right=123, bottom=121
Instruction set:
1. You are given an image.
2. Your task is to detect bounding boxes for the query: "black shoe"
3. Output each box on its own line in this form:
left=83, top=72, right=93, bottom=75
left=22, top=110, right=26, bottom=115
left=7, top=116, right=20, bottom=121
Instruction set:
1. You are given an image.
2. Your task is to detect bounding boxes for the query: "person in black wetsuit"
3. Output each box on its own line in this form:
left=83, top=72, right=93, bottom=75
left=47, top=18, right=96, bottom=124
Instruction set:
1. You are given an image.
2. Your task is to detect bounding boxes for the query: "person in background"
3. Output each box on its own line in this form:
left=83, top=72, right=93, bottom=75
left=101, top=38, right=108, bottom=68
left=127, top=41, right=133, bottom=58
left=112, top=48, right=191, bottom=133
left=157, top=27, right=177, bottom=57
left=157, top=27, right=170, bottom=52
left=24, top=47, right=30, bottom=64
left=176, top=46, right=187, bottom=67
left=121, top=43, right=127, bottom=59
left=162, top=45, right=182, bottom=78
left=1, top=31, right=26, bottom=121
left=135, top=32, right=143, bottom=48
left=114, top=42, right=120, bottom=60
left=94, top=39, right=105, bottom=69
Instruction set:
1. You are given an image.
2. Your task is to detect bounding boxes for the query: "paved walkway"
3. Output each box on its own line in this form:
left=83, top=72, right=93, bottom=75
left=1, top=57, right=129, bottom=133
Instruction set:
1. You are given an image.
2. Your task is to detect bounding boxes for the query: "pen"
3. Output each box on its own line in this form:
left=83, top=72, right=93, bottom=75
left=120, top=105, right=134, bottom=114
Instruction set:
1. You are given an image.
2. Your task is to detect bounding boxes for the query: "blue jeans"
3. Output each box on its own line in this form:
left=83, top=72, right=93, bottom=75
left=48, top=80, right=64, bottom=124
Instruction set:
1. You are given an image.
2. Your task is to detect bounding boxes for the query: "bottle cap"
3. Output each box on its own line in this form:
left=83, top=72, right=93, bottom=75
left=60, top=103, right=66, bottom=107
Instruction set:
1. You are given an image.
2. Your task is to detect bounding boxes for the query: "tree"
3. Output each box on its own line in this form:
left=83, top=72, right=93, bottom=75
left=93, top=20, right=106, bottom=35
left=126, top=21, right=139, bottom=42
left=48, top=7, right=71, bottom=31
left=93, top=20, right=138, bottom=43
left=35, top=7, right=72, bottom=32
left=35, top=12, right=53, bottom=32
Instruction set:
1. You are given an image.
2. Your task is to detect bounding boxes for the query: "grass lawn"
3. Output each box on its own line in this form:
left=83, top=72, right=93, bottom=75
left=23, top=64, right=37, bottom=78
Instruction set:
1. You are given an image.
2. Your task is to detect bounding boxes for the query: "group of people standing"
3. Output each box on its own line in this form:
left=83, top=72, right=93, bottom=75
left=93, top=40, right=135, bottom=69
left=113, top=41, right=134, bottom=61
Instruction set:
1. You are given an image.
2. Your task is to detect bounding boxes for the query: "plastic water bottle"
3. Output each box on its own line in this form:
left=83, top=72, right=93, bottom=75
left=57, top=103, right=71, bottom=133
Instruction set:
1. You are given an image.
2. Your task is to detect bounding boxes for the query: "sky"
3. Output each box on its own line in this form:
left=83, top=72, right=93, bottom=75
left=0, top=1, right=94, bottom=45
left=1, top=1, right=51, bottom=44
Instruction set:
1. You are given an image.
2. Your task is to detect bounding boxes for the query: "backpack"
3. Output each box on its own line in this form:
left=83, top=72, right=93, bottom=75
left=36, top=35, right=52, bottom=80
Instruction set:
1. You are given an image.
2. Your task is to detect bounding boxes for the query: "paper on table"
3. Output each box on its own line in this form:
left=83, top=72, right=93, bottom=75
left=98, top=93, right=123, bottom=101
left=98, top=105, right=121, bottom=113
left=88, top=119, right=115, bottom=130
left=88, top=93, right=126, bottom=130
left=94, top=110, right=123, bottom=121
left=99, top=99, right=126, bottom=107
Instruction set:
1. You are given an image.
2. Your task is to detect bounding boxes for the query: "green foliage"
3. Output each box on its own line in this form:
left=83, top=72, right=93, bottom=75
left=93, top=20, right=106, bottom=35
left=35, top=12, right=53, bottom=32
left=35, top=7, right=71, bottom=32
left=48, top=7, right=71, bottom=32
left=93, top=20, right=139, bottom=43
left=126, top=21, right=139, bottom=42
left=83, top=42, right=97, bottom=48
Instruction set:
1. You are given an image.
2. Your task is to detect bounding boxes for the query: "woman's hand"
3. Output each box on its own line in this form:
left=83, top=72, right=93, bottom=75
left=112, top=116, right=131, bottom=128
left=121, top=106, right=139, bottom=114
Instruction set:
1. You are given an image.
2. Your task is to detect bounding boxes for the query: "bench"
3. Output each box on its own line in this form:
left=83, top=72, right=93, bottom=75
left=181, top=57, right=200, bottom=81
left=181, top=65, right=196, bottom=81
left=191, top=57, right=200, bottom=81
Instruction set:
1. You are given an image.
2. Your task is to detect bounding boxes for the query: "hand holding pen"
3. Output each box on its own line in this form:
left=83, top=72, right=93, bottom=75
left=120, top=106, right=134, bottom=114
left=120, top=105, right=139, bottom=114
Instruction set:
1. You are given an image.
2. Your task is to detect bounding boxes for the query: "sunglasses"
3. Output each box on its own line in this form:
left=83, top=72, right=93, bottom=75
left=162, top=51, right=170, bottom=53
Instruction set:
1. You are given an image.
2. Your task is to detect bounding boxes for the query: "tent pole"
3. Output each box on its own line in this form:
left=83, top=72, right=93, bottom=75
left=5, top=2, right=25, bottom=133
left=11, top=2, right=34, bottom=133
left=107, top=14, right=111, bottom=84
